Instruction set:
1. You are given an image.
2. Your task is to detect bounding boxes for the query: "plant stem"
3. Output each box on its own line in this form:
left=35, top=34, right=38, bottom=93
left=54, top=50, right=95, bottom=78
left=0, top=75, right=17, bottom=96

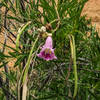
left=16, top=21, right=31, bottom=50
left=69, top=35, right=78, bottom=99
left=22, top=35, right=39, bottom=83
left=22, top=35, right=39, bottom=100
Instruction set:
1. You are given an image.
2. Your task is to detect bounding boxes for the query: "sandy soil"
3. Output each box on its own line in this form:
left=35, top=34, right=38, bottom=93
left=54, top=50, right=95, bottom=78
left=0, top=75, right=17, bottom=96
left=82, top=0, right=100, bottom=36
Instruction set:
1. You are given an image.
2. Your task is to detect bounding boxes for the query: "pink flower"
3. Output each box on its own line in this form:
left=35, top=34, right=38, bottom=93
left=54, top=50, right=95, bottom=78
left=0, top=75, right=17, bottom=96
left=37, top=36, right=57, bottom=61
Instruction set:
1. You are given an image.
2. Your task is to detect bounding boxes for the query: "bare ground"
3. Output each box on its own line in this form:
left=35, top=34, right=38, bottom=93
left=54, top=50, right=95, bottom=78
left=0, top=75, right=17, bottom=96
left=82, top=0, right=100, bottom=36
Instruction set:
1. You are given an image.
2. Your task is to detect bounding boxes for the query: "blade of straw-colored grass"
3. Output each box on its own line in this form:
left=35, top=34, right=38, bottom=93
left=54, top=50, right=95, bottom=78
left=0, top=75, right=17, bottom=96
left=22, top=76, right=27, bottom=100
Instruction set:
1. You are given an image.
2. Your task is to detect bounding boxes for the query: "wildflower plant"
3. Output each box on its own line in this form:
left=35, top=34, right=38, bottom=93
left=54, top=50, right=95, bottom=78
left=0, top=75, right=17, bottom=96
left=0, top=0, right=100, bottom=100
left=37, top=36, right=57, bottom=61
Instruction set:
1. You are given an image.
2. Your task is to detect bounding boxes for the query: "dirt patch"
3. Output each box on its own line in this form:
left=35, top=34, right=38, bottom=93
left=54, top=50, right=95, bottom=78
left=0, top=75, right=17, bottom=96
left=82, top=0, right=100, bottom=36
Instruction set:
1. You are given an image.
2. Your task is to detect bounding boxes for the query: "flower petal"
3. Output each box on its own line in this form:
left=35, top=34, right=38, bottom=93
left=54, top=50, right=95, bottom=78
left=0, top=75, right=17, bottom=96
left=37, top=36, right=57, bottom=61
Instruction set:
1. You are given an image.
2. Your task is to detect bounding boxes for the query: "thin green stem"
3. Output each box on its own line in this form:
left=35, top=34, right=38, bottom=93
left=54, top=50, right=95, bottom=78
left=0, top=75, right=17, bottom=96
left=18, top=35, right=39, bottom=100
left=22, top=35, right=39, bottom=83
left=16, top=21, right=31, bottom=50
left=69, top=35, right=78, bottom=99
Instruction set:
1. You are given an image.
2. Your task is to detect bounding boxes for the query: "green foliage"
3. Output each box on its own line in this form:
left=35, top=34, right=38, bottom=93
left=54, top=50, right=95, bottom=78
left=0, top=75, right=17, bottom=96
left=0, top=0, right=100, bottom=100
